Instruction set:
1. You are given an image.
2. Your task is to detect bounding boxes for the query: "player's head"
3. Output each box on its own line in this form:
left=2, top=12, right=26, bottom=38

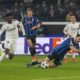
left=75, top=34, right=80, bottom=43
left=26, top=8, right=33, bottom=17
left=5, top=13, right=13, bottom=23
left=69, top=13, right=76, bottom=23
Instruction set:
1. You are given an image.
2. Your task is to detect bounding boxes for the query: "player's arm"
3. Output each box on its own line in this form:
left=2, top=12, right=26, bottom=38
left=69, top=46, right=80, bottom=53
left=63, top=25, right=69, bottom=35
left=77, top=24, right=80, bottom=34
left=31, top=18, right=41, bottom=30
left=31, top=23, right=41, bottom=30
left=68, top=38, right=80, bottom=53
left=17, top=22, right=25, bottom=35
left=15, top=20, right=25, bottom=35
left=63, top=24, right=73, bottom=37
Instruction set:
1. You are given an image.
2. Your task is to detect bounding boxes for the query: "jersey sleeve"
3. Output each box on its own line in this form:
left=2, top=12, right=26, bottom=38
left=67, top=38, right=74, bottom=46
left=63, top=24, right=69, bottom=35
left=34, top=17, right=39, bottom=26
left=14, top=20, right=25, bottom=35
left=18, top=22, right=25, bottom=35
left=77, top=24, right=80, bottom=34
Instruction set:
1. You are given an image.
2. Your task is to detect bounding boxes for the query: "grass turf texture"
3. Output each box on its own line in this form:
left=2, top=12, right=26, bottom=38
left=0, top=56, right=80, bottom=80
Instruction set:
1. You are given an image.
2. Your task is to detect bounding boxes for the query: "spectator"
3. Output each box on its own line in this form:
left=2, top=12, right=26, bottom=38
left=49, top=5, right=55, bottom=21
left=0, top=0, right=80, bottom=22
left=40, top=1, right=49, bottom=21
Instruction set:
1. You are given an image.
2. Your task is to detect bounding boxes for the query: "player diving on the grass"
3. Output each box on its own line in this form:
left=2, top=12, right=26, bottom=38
left=40, top=34, right=80, bottom=68
left=0, top=13, right=25, bottom=62
left=27, top=34, right=80, bottom=68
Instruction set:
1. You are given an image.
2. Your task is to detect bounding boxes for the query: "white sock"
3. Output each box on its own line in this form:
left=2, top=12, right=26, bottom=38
left=64, top=53, right=68, bottom=58
left=72, top=52, right=76, bottom=58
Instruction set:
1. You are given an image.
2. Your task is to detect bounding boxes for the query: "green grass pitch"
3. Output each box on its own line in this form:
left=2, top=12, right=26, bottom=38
left=0, top=55, right=80, bottom=80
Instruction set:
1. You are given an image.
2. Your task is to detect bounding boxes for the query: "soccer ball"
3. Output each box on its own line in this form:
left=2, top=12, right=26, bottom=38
left=41, top=61, right=49, bottom=69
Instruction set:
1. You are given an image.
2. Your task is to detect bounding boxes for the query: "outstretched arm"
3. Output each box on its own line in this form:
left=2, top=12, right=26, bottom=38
left=69, top=46, right=80, bottom=53
left=31, top=23, right=41, bottom=30
left=17, top=22, right=25, bottom=35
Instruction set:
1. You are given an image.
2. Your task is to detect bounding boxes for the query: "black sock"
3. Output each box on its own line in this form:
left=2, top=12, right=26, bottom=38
left=29, top=47, right=36, bottom=57
left=9, top=53, right=14, bottom=60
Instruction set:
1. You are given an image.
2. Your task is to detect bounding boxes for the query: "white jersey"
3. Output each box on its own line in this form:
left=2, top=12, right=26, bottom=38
left=15, top=20, right=25, bottom=35
left=0, top=20, right=25, bottom=40
left=63, top=22, right=80, bottom=38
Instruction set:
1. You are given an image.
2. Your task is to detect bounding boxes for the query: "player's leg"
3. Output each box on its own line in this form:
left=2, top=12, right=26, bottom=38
left=4, top=40, right=11, bottom=58
left=41, top=50, right=58, bottom=68
left=27, top=39, right=37, bottom=61
left=4, top=40, right=14, bottom=60
left=72, top=43, right=79, bottom=62
left=72, top=52, right=77, bottom=62
left=31, top=36, right=37, bottom=61
left=64, top=50, right=73, bottom=63
left=49, top=58, right=62, bottom=68
left=26, top=36, right=40, bottom=67
left=27, top=36, right=37, bottom=61
left=48, top=51, right=64, bottom=68
left=63, top=53, right=68, bottom=63
left=8, top=40, right=16, bottom=60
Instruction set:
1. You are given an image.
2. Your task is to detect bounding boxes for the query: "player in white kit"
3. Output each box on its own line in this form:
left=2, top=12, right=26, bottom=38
left=63, top=13, right=80, bottom=63
left=0, top=13, right=25, bottom=61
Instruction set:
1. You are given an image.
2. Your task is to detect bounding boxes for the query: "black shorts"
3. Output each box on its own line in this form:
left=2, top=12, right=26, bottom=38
left=48, top=50, right=62, bottom=66
left=26, top=36, right=36, bottom=44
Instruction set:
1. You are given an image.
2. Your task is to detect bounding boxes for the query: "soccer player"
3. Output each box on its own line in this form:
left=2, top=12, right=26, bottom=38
left=0, top=13, right=25, bottom=61
left=41, top=34, right=80, bottom=68
left=63, top=13, right=80, bottom=63
left=22, top=8, right=41, bottom=67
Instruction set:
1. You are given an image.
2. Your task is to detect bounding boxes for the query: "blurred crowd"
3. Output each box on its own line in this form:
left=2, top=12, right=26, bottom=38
left=0, top=0, right=80, bottom=21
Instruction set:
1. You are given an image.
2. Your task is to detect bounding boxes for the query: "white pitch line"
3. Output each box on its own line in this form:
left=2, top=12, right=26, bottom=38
left=33, top=76, right=80, bottom=80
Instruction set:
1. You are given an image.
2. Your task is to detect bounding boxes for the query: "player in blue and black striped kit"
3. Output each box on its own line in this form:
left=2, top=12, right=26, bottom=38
left=23, top=8, right=41, bottom=67
left=41, top=34, right=80, bottom=68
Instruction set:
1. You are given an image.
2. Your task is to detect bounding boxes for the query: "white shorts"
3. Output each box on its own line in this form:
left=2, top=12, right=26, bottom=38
left=4, top=39, right=16, bottom=54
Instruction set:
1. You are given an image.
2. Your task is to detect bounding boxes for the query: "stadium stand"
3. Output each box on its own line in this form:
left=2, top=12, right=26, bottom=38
left=0, top=0, right=80, bottom=21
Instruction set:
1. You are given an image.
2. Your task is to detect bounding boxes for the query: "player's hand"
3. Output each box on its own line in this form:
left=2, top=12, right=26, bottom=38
left=31, top=26, right=37, bottom=30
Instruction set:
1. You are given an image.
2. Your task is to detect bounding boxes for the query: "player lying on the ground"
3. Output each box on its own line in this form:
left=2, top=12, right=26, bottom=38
left=27, top=34, right=80, bottom=68
left=0, top=13, right=25, bottom=61
left=40, top=34, right=80, bottom=68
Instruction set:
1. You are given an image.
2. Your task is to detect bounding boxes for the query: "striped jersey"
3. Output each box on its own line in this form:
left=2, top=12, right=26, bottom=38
left=23, top=16, right=39, bottom=36
left=63, top=22, right=80, bottom=38
left=52, top=38, right=78, bottom=58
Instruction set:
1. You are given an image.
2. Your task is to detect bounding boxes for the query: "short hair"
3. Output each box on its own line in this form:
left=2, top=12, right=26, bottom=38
left=27, top=8, right=33, bottom=12
left=69, top=12, right=75, bottom=17
left=5, top=13, right=13, bottom=18
left=76, top=34, right=80, bottom=37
